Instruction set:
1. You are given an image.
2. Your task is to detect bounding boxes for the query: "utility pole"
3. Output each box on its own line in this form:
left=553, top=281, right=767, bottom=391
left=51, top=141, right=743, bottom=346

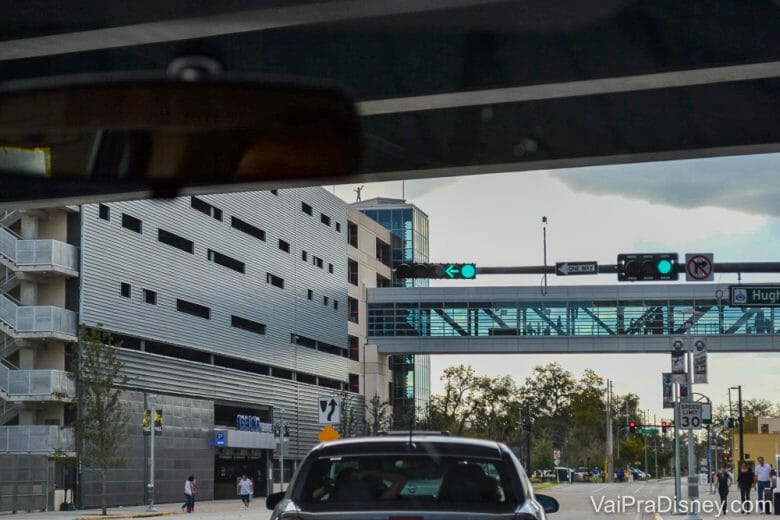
left=147, top=403, right=157, bottom=513
left=654, top=414, right=658, bottom=479
left=737, top=386, right=744, bottom=462
left=643, top=410, right=649, bottom=477
left=606, top=379, right=614, bottom=482
left=674, top=384, right=682, bottom=511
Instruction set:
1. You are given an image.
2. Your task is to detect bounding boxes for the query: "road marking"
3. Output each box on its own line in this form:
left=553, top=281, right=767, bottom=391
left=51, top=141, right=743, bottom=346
left=591, top=485, right=608, bottom=493
left=633, top=484, right=645, bottom=494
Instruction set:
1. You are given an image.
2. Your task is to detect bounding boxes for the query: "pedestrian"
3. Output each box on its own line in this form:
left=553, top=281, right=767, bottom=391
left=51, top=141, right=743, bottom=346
left=715, top=465, right=733, bottom=515
left=239, top=474, right=253, bottom=509
left=737, top=461, right=755, bottom=514
left=184, top=474, right=196, bottom=513
left=754, top=456, right=772, bottom=514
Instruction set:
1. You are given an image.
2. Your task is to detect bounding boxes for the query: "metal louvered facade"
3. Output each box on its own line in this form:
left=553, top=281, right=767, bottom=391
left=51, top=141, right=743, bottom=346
left=81, top=188, right=349, bottom=380
left=78, top=188, right=361, bottom=496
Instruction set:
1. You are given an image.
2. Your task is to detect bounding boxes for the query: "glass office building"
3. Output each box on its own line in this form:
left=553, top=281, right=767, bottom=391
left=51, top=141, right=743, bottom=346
left=351, top=198, right=431, bottom=421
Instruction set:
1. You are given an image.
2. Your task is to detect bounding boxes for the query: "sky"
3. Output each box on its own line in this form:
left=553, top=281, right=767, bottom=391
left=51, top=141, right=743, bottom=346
left=329, top=152, right=780, bottom=421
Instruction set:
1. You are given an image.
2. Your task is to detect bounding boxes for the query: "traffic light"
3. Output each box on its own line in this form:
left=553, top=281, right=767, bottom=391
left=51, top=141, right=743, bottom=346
left=629, top=420, right=636, bottom=434
left=617, top=253, right=679, bottom=281
left=661, top=421, right=667, bottom=434
left=395, top=263, right=477, bottom=280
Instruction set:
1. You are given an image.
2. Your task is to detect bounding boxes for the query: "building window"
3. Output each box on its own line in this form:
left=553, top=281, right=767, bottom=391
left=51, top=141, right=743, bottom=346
left=121, top=213, right=142, bottom=233
left=266, top=273, right=284, bottom=289
left=328, top=263, right=334, bottom=274
left=120, top=282, right=131, bottom=298
left=348, top=259, right=358, bottom=286
left=318, top=377, right=342, bottom=390
left=301, top=250, right=308, bottom=261
left=320, top=213, right=331, bottom=226
left=144, top=289, right=157, bottom=304
left=349, top=297, right=359, bottom=323
left=176, top=299, right=210, bottom=319
left=297, top=372, right=317, bottom=385
left=347, top=221, right=358, bottom=248
left=349, top=335, right=360, bottom=361
left=271, top=367, right=294, bottom=380
left=98, top=204, right=110, bottom=220
left=313, top=256, right=323, bottom=269
left=307, top=289, right=313, bottom=300
left=348, top=373, right=360, bottom=393
left=231, top=315, right=266, bottom=335
left=377, top=273, right=391, bottom=288
left=333, top=300, right=339, bottom=310
left=335, top=222, right=341, bottom=232
left=270, top=189, right=278, bottom=195
left=301, top=202, right=313, bottom=215
left=278, top=239, right=290, bottom=253
left=323, top=296, right=329, bottom=306
left=207, top=249, right=245, bottom=273
left=158, top=229, right=194, bottom=254
left=231, top=216, right=265, bottom=241
left=376, top=238, right=391, bottom=267
left=190, top=196, right=222, bottom=220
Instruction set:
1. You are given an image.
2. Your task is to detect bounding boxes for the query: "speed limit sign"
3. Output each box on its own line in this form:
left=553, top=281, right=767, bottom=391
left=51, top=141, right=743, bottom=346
left=680, top=402, right=703, bottom=430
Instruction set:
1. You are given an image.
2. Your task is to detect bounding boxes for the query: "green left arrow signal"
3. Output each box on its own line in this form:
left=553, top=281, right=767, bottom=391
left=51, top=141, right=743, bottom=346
left=445, top=264, right=460, bottom=278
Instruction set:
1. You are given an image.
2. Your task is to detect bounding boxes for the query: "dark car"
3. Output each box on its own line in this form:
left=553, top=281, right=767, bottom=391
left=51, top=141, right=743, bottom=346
left=267, top=435, right=559, bottom=519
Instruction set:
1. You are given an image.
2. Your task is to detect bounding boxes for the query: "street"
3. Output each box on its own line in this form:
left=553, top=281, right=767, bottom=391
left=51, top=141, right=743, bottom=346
left=542, top=479, right=760, bottom=520
left=3, top=480, right=747, bottom=520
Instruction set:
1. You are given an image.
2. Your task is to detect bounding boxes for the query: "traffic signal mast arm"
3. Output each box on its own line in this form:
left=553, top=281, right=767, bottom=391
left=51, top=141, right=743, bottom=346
left=474, top=262, right=780, bottom=275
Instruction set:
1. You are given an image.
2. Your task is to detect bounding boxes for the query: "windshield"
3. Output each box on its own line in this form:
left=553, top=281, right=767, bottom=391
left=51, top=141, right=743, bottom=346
left=2, top=3, right=780, bottom=520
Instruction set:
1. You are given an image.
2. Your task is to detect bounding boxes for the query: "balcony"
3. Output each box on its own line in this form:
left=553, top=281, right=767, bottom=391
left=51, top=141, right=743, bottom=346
left=0, top=227, right=79, bottom=277
left=0, top=366, right=76, bottom=402
left=0, top=425, right=75, bottom=455
left=0, top=294, right=78, bottom=341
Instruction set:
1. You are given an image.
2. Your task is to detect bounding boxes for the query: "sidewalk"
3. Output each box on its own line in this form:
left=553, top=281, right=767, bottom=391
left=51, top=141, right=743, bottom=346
left=0, top=499, right=273, bottom=520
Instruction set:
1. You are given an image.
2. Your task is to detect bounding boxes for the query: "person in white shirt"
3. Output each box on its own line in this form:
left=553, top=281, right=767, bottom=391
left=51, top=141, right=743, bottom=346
left=755, top=456, right=772, bottom=514
left=239, top=475, right=253, bottom=509
left=183, top=475, right=196, bottom=513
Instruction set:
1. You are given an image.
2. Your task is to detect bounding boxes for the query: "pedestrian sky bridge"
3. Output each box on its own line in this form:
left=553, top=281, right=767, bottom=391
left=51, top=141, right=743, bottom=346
left=367, top=284, right=780, bottom=354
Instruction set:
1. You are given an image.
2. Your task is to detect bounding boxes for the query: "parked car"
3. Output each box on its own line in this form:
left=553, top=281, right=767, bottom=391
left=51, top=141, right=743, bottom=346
left=267, top=434, right=560, bottom=519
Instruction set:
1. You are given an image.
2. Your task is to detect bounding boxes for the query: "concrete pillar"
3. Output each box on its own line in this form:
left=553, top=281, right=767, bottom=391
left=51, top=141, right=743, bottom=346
left=20, top=214, right=38, bottom=240
left=19, top=280, right=38, bottom=306
left=18, top=408, right=35, bottom=425
left=18, top=347, right=35, bottom=369
left=36, top=342, right=65, bottom=371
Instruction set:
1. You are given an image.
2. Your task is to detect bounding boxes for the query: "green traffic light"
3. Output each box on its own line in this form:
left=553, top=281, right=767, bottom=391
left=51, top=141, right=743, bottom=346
left=461, top=264, right=477, bottom=279
left=656, top=258, right=673, bottom=275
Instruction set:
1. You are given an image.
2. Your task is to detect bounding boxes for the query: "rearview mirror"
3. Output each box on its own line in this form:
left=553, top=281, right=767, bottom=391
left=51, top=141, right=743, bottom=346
left=0, top=73, right=361, bottom=208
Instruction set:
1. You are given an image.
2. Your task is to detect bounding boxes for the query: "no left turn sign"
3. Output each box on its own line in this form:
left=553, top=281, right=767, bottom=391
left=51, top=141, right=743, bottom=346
left=685, top=253, right=714, bottom=282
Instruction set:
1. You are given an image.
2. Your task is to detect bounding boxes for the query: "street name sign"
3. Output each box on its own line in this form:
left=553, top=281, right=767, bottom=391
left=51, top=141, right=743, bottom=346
left=318, top=395, right=341, bottom=424
left=730, top=285, right=780, bottom=306
left=685, top=253, right=714, bottom=282
left=680, top=402, right=703, bottom=430
left=640, top=428, right=658, bottom=435
left=556, top=261, right=598, bottom=276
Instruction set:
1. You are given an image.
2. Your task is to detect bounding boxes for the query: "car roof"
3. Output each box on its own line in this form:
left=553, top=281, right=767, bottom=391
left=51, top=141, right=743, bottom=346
left=309, top=435, right=506, bottom=459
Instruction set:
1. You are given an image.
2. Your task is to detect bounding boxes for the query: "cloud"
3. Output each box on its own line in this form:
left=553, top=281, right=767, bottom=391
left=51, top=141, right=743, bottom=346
left=550, top=153, right=780, bottom=216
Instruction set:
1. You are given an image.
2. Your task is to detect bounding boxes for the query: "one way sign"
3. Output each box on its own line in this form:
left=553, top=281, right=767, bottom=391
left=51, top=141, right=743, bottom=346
left=317, top=395, right=341, bottom=425
left=556, top=261, right=598, bottom=276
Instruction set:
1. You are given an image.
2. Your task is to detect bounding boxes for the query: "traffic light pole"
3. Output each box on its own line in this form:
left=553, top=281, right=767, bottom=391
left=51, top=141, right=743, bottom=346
left=674, top=387, right=682, bottom=513
left=685, top=344, right=700, bottom=520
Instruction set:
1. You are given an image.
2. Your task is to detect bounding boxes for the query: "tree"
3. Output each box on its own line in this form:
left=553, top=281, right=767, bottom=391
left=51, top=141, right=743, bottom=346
left=365, top=393, right=393, bottom=435
left=429, top=365, right=479, bottom=435
left=335, top=390, right=365, bottom=437
left=72, top=326, right=129, bottom=516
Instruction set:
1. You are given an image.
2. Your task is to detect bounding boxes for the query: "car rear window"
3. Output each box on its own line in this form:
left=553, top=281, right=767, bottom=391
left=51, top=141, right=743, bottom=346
left=295, top=453, right=520, bottom=512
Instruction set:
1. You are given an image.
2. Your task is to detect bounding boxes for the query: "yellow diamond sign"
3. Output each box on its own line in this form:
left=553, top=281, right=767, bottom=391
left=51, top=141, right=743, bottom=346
left=317, top=424, right=341, bottom=442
